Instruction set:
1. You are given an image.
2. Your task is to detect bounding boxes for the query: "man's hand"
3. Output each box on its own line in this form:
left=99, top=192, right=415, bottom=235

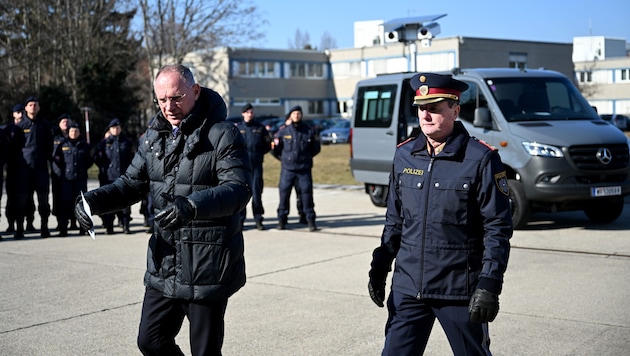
left=155, top=193, right=195, bottom=231
left=74, top=200, right=93, bottom=232
left=468, top=288, right=499, bottom=323
left=368, top=279, right=386, bottom=308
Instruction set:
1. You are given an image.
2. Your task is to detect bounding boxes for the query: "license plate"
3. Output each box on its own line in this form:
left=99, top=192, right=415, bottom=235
left=591, top=186, right=621, bottom=197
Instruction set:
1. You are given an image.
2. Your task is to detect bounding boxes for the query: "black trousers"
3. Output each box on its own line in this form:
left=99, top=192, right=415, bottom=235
left=277, top=168, right=315, bottom=222
left=382, top=290, right=491, bottom=356
left=137, top=287, right=228, bottom=356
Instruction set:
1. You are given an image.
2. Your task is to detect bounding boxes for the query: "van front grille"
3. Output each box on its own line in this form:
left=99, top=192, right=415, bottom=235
left=567, top=144, right=629, bottom=171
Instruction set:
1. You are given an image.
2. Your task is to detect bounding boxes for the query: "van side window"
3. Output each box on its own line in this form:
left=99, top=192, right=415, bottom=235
left=354, top=85, right=396, bottom=128
left=458, top=81, right=488, bottom=123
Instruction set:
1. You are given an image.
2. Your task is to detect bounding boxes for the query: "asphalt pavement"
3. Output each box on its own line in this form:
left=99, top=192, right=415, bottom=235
left=0, top=180, right=629, bottom=355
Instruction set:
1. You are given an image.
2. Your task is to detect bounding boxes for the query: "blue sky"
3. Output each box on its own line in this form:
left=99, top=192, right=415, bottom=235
left=255, top=0, right=630, bottom=49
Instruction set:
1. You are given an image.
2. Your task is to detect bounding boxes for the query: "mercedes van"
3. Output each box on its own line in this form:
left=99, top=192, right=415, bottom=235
left=349, top=68, right=630, bottom=228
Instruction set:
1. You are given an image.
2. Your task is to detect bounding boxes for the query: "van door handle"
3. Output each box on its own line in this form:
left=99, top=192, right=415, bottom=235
left=386, top=131, right=394, bottom=136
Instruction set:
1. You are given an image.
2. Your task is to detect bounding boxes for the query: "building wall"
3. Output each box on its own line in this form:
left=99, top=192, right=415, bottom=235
left=575, top=56, right=630, bottom=115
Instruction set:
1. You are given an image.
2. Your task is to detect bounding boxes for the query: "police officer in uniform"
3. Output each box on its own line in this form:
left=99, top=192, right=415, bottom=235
left=236, top=103, right=271, bottom=230
left=15, top=96, right=54, bottom=239
left=52, top=121, right=92, bottom=236
left=368, top=73, right=512, bottom=355
left=94, top=118, right=134, bottom=234
left=272, top=105, right=321, bottom=231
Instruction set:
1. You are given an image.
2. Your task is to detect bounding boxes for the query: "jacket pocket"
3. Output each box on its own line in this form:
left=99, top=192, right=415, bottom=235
left=429, top=178, right=471, bottom=225
left=179, top=226, right=229, bottom=285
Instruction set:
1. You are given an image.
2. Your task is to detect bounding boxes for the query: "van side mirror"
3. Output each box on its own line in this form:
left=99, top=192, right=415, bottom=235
left=473, top=107, right=492, bottom=129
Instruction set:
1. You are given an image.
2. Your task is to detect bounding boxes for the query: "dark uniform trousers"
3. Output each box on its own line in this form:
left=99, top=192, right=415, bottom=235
left=137, top=287, right=228, bottom=356
left=16, top=164, right=51, bottom=225
left=383, top=290, right=491, bottom=356
left=277, top=168, right=315, bottom=223
left=250, top=161, right=265, bottom=221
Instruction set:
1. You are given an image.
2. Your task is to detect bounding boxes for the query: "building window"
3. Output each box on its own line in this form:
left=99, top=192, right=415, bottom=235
left=577, top=71, right=593, bottom=83
left=232, top=60, right=280, bottom=78
left=509, top=52, right=527, bottom=70
left=286, top=62, right=327, bottom=79
left=619, top=68, right=630, bottom=82
left=286, top=100, right=325, bottom=115
left=233, top=97, right=281, bottom=107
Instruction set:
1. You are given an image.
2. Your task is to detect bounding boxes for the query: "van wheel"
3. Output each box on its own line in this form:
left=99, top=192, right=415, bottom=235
left=368, top=184, right=388, bottom=207
left=508, top=180, right=530, bottom=229
left=584, top=197, right=624, bottom=224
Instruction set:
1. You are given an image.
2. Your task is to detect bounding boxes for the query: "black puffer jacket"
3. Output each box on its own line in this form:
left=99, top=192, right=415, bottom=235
left=84, top=88, right=252, bottom=302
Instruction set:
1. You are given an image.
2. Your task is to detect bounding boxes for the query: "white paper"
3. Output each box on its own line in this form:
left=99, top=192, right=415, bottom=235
left=81, top=191, right=96, bottom=240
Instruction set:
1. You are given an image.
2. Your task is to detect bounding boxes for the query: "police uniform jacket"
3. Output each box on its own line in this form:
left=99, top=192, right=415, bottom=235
left=94, top=133, right=134, bottom=183
left=17, top=116, right=54, bottom=169
left=272, top=122, right=320, bottom=171
left=370, top=121, right=512, bottom=300
left=52, top=136, right=93, bottom=181
left=82, top=87, right=252, bottom=302
left=236, top=120, right=271, bottom=164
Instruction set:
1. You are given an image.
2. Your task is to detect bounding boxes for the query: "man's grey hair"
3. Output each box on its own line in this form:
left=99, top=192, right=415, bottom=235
left=155, top=64, right=196, bottom=87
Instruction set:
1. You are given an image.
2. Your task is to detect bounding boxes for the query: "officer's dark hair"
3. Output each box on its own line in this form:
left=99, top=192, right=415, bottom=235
left=445, top=99, right=459, bottom=108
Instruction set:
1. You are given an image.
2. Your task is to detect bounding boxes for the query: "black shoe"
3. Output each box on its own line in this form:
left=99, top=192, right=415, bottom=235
left=277, top=221, right=286, bottom=230
left=106, top=227, right=115, bottom=235
left=255, top=221, right=265, bottom=230
left=41, top=228, right=50, bottom=238
left=69, top=223, right=79, bottom=231
left=26, top=223, right=37, bottom=233
left=308, top=221, right=318, bottom=232
left=14, top=231, right=24, bottom=240
left=58, top=229, right=68, bottom=237
left=299, top=215, right=307, bottom=224
left=123, top=225, right=132, bottom=234
left=5, top=226, right=15, bottom=233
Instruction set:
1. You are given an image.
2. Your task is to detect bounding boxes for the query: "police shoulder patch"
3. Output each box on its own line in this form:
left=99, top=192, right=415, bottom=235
left=472, top=136, right=497, bottom=151
left=494, top=171, right=509, bottom=196
left=397, top=135, right=417, bottom=148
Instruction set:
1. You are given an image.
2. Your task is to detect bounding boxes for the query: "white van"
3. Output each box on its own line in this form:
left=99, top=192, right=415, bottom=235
left=349, top=68, right=630, bottom=228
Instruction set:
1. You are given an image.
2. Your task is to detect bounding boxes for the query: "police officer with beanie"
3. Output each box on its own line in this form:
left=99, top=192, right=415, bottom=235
left=93, top=118, right=134, bottom=234
left=368, top=73, right=512, bottom=355
left=15, top=96, right=54, bottom=239
left=236, top=103, right=271, bottom=230
left=272, top=105, right=320, bottom=231
left=51, top=120, right=92, bottom=236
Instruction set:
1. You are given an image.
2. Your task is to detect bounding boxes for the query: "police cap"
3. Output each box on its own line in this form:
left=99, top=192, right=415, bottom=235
left=409, top=73, right=469, bottom=106
left=12, top=104, right=24, bottom=112
left=57, top=113, right=71, bottom=122
left=68, top=120, right=80, bottom=129
left=24, top=96, right=39, bottom=105
left=288, top=105, right=302, bottom=115
left=242, top=103, right=254, bottom=113
left=108, top=118, right=121, bottom=128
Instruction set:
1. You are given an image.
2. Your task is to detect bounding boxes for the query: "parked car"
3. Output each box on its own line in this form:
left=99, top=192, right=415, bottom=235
left=305, top=117, right=342, bottom=135
left=600, top=114, right=628, bottom=131
left=260, top=117, right=285, bottom=136
left=319, top=120, right=351, bottom=144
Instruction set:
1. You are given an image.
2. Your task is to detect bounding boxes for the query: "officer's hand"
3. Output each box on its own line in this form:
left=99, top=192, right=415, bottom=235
left=74, top=200, right=93, bottom=232
left=368, top=279, right=386, bottom=308
left=155, top=193, right=195, bottom=231
left=468, top=288, right=499, bottom=323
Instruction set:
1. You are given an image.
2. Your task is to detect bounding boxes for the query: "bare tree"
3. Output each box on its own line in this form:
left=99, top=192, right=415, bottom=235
left=288, top=28, right=313, bottom=50
left=320, top=31, right=337, bottom=50
left=138, top=0, right=266, bottom=86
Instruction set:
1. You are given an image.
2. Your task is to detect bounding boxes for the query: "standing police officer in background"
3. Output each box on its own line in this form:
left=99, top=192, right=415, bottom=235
left=52, top=121, right=92, bottom=236
left=272, top=105, right=320, bottom=231
left=94, top=118, right=134, bottom=234
left=236, top=103, right=271, bottom=230
left=15, top=96, right=54, bottom=239
left=368, top=73, right=512, bottom=355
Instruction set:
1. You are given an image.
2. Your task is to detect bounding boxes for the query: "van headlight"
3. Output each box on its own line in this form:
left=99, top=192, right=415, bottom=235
left=522, top=142, right=564, bottom=157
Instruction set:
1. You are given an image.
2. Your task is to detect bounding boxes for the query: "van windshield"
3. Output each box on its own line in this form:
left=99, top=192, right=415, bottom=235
left=485, top=76, right=598, bottom=122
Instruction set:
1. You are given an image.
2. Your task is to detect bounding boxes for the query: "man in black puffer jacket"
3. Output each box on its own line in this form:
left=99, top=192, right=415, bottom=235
left=75, top=64, right=252, bottom=355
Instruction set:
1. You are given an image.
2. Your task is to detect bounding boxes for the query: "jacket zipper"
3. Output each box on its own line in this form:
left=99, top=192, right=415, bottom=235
left=417, top=156, right=435, bottom=300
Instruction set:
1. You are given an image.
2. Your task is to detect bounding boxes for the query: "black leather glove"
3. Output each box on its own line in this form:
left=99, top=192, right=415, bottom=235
left=469, top=288, right=499, bottom=323
left=155, top=193, right=196, bottom=231
left=74, top=200, right=94, bottom=232
left=368, top=279, right=386, bottom=308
